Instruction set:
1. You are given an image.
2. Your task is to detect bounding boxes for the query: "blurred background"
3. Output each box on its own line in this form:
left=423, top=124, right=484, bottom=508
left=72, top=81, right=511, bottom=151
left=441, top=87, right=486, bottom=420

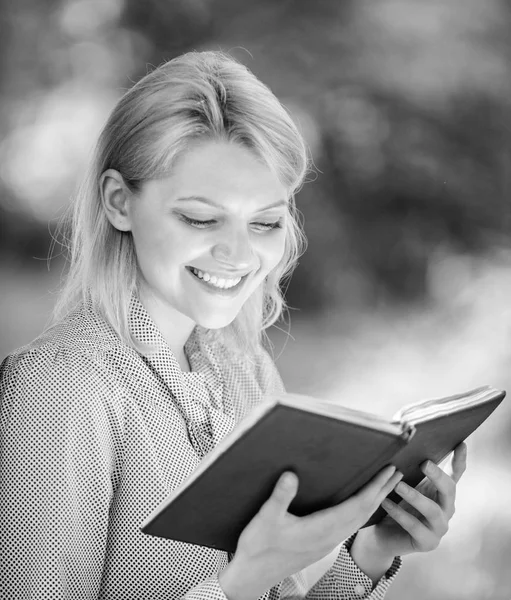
left=1, top=0, right=511, bottom=597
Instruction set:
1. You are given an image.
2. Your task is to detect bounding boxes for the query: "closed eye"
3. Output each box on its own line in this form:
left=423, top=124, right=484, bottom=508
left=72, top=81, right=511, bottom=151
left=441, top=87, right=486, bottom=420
left=251, top=221, right=283, bottom=232
left=180, top=215, right=283, bottom=232
left=180, top=215, right=216, bottom=228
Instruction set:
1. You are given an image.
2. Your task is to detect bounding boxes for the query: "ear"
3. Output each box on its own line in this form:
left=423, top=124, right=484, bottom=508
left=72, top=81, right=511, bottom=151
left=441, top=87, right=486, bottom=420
left=100, top=169, right=133, bottom=232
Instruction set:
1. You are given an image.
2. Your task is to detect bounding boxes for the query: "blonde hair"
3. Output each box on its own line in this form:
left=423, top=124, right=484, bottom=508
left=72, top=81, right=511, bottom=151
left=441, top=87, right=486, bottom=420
left=53, top=50, right=309, bottom=356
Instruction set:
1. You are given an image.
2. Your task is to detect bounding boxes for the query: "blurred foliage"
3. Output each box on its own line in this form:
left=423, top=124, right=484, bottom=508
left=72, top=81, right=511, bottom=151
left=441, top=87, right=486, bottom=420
left=2, top=0, right=511, bottom=312
left=1, top=1, right=511, bottom=598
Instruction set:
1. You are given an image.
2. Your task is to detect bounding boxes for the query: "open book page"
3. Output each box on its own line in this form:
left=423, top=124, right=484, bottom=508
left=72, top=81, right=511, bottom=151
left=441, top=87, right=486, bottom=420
left=391, top=385, right=501, bottom=424
left=279, top=393, right=407, bottom=436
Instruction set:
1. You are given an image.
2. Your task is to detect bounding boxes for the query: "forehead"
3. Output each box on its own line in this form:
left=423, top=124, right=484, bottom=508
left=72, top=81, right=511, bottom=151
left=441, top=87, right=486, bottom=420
left=157, top=140, right=288, bottom=208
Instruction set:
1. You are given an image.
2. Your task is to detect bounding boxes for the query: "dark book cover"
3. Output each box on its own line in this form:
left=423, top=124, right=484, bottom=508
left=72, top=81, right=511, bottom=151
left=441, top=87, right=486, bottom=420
left=141, top=387, right=505, bottom=553
left=141, top=404, right=411, bottom=552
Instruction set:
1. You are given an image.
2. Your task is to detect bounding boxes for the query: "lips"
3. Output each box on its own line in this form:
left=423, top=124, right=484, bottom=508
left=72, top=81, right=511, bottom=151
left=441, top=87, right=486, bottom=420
left=186, top=266, right=248, bottom=295
left=187, top=265, right=249, bottom=279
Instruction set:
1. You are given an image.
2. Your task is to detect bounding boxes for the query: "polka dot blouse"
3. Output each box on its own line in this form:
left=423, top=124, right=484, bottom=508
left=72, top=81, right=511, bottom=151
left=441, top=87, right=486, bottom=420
left=0, top=297, right=401, bottom=599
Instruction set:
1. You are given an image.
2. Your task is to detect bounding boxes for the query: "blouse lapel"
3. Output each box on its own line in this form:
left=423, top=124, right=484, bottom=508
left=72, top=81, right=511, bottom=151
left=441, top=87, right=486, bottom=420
left=128, top=296, right=235, bottom=457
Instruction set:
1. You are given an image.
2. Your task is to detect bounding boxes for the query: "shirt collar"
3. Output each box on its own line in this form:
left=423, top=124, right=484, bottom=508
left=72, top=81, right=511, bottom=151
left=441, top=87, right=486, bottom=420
left=127, top=294, right=225, bottom=406
left=127, top=294, right=233, bottom=454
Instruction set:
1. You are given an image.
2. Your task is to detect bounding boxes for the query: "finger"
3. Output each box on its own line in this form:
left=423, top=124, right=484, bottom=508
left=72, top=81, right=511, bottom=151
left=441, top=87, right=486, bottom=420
left=375, top=470, right=404, bottom=506
left=262, top=471, right=299, bottom=518
left=350, top=465, right=397, bottom=515
left=355, top=465, right=397, bottom=502
left=305, top=466, right=398, bottom=541
left=381, top=499, right=440, bottom=552
left=305, top=466, right=395, bottom=525
left=451, top=443, right=467, bottom=484
left=394, top=482, right=448, bottom=535
left=420, top=461, right=456, bottom=514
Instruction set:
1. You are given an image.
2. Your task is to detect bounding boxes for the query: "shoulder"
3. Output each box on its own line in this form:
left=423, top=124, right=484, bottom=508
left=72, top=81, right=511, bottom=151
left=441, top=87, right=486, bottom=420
left=0, top=313, right=127, bottom=491
left=3, top=300, right=137, bottom=372
left=0, top=303, right=129, bottom=418
left=246, top=343, right=285, bottom=396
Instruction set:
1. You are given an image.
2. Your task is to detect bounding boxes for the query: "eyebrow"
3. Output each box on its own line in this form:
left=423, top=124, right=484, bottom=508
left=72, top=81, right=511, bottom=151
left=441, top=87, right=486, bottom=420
left=175, top=196, right=288, bottom=212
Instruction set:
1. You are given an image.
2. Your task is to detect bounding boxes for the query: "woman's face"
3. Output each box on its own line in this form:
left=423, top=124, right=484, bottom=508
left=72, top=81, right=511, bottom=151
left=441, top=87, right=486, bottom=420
left=128, top=139, right=289, bottom=330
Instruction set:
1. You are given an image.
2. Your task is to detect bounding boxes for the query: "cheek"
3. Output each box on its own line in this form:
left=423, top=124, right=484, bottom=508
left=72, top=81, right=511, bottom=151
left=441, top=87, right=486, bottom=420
left=132, top=234, right=164, bottom=269
left=257, top=233, right=287, bottom=270
left=131, top=217, right=177, bottom=261
left=130, top=228, right=183, bottom=285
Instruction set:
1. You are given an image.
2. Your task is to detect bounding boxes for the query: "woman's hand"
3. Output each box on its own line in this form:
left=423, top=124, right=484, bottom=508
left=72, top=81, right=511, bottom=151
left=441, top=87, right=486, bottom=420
left=353, top=442, right=468, bottom=569
left=218, top=464, right=403, bottom=600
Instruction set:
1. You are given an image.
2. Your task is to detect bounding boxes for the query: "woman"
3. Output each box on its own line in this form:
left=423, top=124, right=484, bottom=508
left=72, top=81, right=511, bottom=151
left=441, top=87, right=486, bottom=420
left=0, top=50, right=466, bottom=599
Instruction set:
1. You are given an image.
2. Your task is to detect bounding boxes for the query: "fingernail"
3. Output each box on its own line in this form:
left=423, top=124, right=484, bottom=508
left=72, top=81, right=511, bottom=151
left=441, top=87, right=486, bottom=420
left=281, top=472, right=296, bottom=488
left=422, top=460, right=432, bottom=474
left=396, top=482, right=407, bottom=495
left=382, top=499, right=394, bottom=511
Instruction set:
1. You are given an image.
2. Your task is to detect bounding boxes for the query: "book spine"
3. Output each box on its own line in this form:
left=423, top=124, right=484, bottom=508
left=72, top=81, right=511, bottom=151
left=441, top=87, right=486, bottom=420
left=401, top=421, right=416, bottom=441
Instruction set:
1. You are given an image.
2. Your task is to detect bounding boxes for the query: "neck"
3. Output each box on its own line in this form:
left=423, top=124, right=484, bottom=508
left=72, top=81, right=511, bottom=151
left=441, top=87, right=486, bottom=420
left=177, top=350, right=192, bottom=372
left=138, top=289, right=196, bottom=370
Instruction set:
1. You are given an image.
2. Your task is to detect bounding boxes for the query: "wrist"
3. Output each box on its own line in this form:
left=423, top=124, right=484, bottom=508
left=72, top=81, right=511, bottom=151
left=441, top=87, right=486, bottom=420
left=218, top=555, right=268, bottom=600
left=349, top=527, right=396, bottom=584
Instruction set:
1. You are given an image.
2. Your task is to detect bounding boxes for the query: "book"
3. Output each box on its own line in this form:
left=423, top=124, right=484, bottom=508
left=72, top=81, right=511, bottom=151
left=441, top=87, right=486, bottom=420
left=140, top=385, right=505, bottom=553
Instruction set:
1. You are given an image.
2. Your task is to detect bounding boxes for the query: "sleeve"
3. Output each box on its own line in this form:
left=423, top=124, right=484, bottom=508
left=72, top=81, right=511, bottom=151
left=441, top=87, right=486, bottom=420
left=302, top=535, right=402, bottom=600
left=0, top=347, right=121, bottom=599
left=181, top=577, right=231, bottom=600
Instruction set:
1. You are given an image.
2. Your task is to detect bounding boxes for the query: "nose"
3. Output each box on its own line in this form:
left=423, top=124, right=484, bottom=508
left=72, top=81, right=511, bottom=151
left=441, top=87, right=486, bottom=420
left=211, top=224, right=256, bottom=271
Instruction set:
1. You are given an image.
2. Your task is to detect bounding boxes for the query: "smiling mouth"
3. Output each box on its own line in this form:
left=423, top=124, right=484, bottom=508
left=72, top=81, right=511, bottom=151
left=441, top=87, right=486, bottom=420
left=186, top=266, right=248, bottom=291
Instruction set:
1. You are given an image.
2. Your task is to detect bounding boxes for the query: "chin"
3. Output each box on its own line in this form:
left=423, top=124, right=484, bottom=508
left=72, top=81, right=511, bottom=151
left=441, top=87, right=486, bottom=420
left=193, top=311, right=239, bottom=330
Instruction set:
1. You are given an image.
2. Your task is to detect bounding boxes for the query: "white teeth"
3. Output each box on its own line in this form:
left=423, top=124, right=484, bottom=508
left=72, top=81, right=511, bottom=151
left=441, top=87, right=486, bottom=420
left=190, top=268, right=242, bottom=289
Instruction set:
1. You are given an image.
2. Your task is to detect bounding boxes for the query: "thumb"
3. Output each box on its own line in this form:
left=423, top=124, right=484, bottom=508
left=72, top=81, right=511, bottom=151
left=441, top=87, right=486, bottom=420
left=264, top=472, right=299, bottom=517
left=450, top=442, right=468, bottom=483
